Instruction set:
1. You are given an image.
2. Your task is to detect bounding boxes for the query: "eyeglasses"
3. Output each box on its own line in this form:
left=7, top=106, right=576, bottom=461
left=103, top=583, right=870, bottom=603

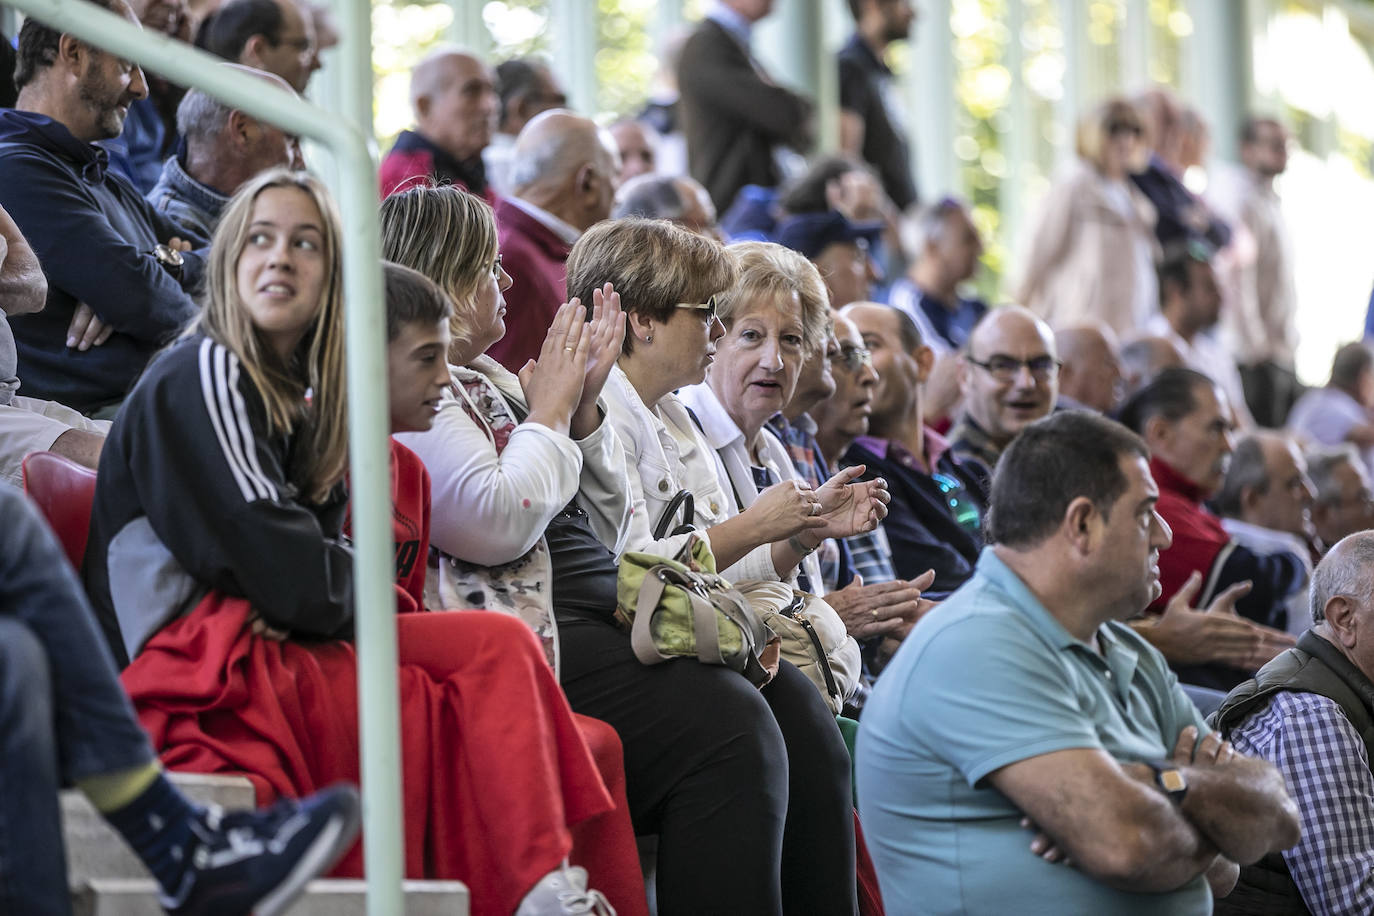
left=675, top=295, right=718, bottom=321
left=1108, top=120, right=1143, bottom=137
left=966, top=353, right=1061, bottom=382
left=836, top=345, right=873, bottom=373
left=489, top=254, right=503, bottom=278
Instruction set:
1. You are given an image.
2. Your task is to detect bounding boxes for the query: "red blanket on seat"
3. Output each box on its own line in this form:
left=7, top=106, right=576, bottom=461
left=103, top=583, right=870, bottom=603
left=122, top=598, right=613, bottom=916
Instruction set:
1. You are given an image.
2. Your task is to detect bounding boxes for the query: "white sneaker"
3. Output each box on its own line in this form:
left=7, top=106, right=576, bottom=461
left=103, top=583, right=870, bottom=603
left=514, top=862, right=616, bottom=916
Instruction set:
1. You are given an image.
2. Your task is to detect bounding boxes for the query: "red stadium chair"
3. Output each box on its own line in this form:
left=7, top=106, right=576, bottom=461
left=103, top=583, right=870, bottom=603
left=22, top=451, right=98, bottom=570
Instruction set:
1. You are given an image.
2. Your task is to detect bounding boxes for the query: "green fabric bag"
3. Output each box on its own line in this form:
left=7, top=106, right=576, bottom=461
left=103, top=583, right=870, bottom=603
left=615, top=536, right=775, bottom=687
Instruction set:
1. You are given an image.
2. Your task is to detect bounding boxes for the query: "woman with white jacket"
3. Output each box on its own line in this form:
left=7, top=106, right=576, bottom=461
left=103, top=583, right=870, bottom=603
left=382, top=187, right=863, bottom=916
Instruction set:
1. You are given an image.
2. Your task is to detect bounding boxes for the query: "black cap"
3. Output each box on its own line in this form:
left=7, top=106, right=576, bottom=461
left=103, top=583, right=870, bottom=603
left=775, top=209, right=883, bottom=260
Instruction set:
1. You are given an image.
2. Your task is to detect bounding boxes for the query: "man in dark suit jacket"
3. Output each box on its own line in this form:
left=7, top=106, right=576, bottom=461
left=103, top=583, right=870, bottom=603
left=677, top=0, right=813, bottom=214
left=489, top=110, right=619, bottom=373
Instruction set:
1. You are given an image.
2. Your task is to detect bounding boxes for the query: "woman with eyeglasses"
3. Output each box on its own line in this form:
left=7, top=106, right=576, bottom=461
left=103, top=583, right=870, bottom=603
left=1016, top=96, right=1160, bottom=337
left=565, top=220, right=873, bottom=915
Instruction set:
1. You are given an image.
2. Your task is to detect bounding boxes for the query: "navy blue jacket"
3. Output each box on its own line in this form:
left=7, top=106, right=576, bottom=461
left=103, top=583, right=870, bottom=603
left=844, top=436, right=988, bottom=598
left=0, top=109, right=204, bottom=413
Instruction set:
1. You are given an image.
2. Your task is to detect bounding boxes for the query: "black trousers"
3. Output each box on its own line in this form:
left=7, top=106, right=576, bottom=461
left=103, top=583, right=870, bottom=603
left=557, top=615, right=857, bottom=916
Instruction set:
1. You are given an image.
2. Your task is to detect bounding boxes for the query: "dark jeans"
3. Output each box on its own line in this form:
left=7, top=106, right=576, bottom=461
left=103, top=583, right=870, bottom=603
left=558, top=615, right=857, bottom=916
left=0, top=488, right=154, bottom=915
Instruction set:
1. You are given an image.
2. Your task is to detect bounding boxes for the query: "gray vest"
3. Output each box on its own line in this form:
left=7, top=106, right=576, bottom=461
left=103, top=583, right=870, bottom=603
left=1208, top=630, right=1374, bottom=916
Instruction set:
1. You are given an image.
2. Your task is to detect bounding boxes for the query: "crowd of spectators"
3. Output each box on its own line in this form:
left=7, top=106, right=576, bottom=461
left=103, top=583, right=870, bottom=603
left=6, top=0, right=1374, bottom=913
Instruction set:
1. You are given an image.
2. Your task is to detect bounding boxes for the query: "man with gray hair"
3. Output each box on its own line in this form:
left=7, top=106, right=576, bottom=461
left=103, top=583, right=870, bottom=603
left=1212, top=530, right=1374, bottom=914
left=888, top=197, right=986, bottom=357
left=1288, top=341, right=1374, bottom=475
left=1307, top=444, right=1374, bottom=550
left=1214, top=431, right=1316, bottom=635
left=489, top=109, right=620, bottom=372
left=612, top=173, right=719, bottom=238
left=146, top=65, right=303, bottom=243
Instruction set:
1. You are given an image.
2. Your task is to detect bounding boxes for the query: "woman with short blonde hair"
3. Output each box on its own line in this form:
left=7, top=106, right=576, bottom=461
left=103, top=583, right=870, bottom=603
left=1017, top=95, right=1159, bottom=336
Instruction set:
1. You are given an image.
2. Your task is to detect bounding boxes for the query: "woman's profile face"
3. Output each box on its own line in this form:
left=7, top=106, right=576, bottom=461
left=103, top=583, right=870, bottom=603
left=708, top=289, right=806, bottom=435
left=469, top=250, right=513, bottom=357
left=651, top=299, right=726, bottom=393
left=235, top=186, right=327, bottom=360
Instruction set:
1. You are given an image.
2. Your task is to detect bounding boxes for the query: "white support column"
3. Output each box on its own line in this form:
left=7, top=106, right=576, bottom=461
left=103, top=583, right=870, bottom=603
left=447, top=0, right=491, bottom=54
left=1123, top=0, right=1152, bottom=87
left=748, top=0, right=834, bottom=155
left=909, top=0, right=956, bottom=198
left=1001, top=0, right=1031, bottom=262
left=1184, top=0, right=1250, bottom=163
left=548, top=0, right=599, bottom=116
left=1054, top=0, right=1083, bottom=170
left=653, top=0, right=684, bottom=47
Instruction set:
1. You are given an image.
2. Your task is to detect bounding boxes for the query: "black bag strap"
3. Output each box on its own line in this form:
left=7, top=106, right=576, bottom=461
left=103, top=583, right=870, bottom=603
left=653, top=489, right=696, bottom=540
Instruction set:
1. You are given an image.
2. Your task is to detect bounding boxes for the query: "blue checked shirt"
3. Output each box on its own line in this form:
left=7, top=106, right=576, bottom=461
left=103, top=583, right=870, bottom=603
left=1228, top=690, right=1374, bottom=915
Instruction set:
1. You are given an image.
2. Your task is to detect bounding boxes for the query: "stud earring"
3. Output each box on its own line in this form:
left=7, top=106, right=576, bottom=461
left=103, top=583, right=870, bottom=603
left=645, top=335, right=653, bottom=343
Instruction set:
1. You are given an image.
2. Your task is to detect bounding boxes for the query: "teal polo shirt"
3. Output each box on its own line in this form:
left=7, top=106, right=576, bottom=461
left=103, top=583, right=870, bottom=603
left=856, top=547, right=1212, bottom=915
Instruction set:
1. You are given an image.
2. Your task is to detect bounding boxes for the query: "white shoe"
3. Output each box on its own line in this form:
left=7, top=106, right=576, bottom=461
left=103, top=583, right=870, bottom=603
left=514, top=862, right=616, bottom=916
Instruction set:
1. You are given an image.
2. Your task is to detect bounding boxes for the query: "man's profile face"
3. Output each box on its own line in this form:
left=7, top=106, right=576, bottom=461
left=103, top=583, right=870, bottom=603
left=1313, top=459, right=1374, bottom=546
left=877, top=0, right=916, bottom=42
left=254, top=0, right=317, bottom=93
left=962, top=313, right=1059, bottom=444
left=1156, top=382, right=1235, bottom=495
left=74, top=8, right=149, bottom=142
left=812, top=314, right=878, bottom=443
left=422, top=54, right=498, bottom=162
left=1180, top=260, right=1222, bottom=331
left=850, top=305, right=922, bottom=426
left=1096, top=455, right=1173, bottom=614
left=1251, top=437, right=1315, bottom=538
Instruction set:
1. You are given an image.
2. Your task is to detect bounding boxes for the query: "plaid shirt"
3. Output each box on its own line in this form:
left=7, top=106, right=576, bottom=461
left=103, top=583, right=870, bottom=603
left=1228, top=690, right=1374, bottom=915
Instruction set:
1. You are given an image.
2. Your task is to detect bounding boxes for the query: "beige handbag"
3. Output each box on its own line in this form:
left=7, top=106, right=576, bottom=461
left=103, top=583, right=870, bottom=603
left=737, top=580, right=861, bottom=715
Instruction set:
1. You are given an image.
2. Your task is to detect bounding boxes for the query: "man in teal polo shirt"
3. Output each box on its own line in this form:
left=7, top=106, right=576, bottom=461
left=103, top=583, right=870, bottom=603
left=856, top=411, right=1300, bottom=915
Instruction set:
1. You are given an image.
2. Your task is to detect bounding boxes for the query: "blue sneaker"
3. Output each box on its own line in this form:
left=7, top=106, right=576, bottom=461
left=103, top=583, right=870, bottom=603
left=161, top=783, right=361, bottom=915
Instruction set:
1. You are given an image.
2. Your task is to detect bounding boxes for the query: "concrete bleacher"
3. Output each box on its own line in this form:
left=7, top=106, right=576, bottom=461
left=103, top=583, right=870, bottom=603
left=63, top=772, right=470, bottom=915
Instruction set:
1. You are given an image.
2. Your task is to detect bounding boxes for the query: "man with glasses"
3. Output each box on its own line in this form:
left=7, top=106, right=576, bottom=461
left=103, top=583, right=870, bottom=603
left=483, top=57, right=568, bottom=196
left=1306, top=445, right=1374, bottom=552
left=195, top=0, right=320, bottom=94
left=841, top=302, right=985, bottom=598
left=949, top=306, right=1059, bottom=485
left=770, top=310, right=931, bottom=678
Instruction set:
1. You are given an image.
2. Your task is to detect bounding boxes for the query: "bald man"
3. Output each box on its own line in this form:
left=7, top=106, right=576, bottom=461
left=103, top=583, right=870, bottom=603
left=489, top=109, right=620, bottom=372
left=379, top=49, right=499, bottom=201
left=949, top=306, right=1059, bottom=483
left=1055, top=321, right=1124, bottom=414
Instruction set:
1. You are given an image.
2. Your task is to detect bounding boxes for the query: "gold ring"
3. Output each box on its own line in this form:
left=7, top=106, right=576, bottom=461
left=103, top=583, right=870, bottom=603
left=564, top=346, right=574, bottom=352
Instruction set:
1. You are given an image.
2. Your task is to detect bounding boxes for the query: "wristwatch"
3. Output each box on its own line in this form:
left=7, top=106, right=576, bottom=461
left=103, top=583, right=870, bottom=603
left=151, top=243, right=184, bottom=281
left=1144, top=759, right=1188, bottom=804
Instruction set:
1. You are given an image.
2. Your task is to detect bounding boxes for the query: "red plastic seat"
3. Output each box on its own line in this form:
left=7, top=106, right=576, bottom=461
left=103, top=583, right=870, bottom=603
left=22, top=451, right=98, bottom=570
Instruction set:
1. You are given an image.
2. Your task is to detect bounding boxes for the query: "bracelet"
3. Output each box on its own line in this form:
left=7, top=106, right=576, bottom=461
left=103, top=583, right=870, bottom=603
left=788, top=534, right=818, bottom=557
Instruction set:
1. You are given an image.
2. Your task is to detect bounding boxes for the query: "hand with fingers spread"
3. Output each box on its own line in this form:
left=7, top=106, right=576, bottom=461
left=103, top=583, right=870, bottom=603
left=811, top=465, right=890, bottom=540
left=570, top=283, right=626, bottom=438
left=1134, top=572, right=1294, bottom=671
left=743, top=479, right=827, bottom=544
left=66, top=302, right=114, bottom=351
left=827, top=569, right=938, bottom=641
left=519, top=299, right=591, bottom=435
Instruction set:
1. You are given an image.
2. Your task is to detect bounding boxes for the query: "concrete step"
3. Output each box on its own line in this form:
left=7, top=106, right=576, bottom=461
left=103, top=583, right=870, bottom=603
left=62, top=773, right=256, bottom=884
left=72, top=878, right=470, bottom=916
